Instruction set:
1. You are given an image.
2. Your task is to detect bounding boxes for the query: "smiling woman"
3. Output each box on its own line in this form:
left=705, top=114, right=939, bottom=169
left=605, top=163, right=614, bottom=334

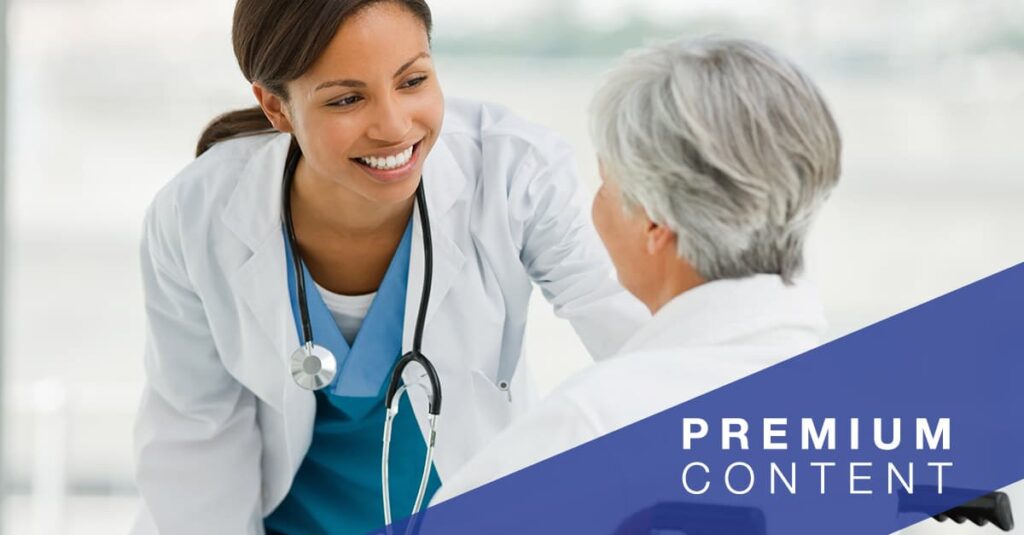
left=253, top=4, right=441, bottom=211
left=212, top=0, right=444, bottom=297
left=132, top=0, right=648, bottom=534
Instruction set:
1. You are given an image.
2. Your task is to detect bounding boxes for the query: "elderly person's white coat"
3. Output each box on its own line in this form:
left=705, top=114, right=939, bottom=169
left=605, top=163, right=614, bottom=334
left=431, top=274, right=826, bottom=503
left=432, top=36, right=842, bottom=505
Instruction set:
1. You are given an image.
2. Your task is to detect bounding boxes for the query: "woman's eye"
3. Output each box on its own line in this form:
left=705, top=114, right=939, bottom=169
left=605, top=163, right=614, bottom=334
left=329, top=95, right=362, bottom=108
left=401, top=76, right=428, bottom=89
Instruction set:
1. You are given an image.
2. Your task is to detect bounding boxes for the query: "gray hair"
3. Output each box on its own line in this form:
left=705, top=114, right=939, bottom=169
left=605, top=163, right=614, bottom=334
left=589, top=36, right=841, bottom=283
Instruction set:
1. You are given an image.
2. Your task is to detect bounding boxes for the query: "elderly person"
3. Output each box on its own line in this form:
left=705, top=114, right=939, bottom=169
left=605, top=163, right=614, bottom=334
left=430, top=36, right=841, bottom=504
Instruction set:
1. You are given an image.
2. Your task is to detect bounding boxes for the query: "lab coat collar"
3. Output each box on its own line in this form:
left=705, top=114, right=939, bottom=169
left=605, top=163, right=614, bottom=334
left=617, top=274, right=827, bottom=356
left=221, top=132, right=468, bottom=410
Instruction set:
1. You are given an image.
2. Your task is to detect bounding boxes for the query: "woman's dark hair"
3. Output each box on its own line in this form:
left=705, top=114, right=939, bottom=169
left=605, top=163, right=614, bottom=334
left=196, top=0, right=433, bottom=157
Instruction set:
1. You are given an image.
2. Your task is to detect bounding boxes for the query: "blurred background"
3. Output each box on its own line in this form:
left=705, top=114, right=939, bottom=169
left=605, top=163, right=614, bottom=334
left=1, top=0, right=1022, bottom=533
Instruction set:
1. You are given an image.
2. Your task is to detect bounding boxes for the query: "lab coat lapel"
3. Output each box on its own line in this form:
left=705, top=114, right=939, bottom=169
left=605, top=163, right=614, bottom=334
left=402, top=137, right=467, bottom=355
left=222, top=134, right=297, bottom=412
left=226, top=232, right=295, bottom=412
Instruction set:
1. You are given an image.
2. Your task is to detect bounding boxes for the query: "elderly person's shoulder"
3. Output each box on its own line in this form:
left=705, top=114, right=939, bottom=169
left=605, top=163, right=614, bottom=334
left=555, top=275, right=828, bottom=434
left=429, top=273, right=830, bottom=504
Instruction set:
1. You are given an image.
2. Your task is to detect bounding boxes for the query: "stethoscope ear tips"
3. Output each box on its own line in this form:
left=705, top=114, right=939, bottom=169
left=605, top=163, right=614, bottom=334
left=290, top=343, right=338, bottom=391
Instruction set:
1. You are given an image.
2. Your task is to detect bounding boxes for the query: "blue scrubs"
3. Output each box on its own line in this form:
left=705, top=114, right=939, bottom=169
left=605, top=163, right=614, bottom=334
left=265, top=219, right=441, bottom=535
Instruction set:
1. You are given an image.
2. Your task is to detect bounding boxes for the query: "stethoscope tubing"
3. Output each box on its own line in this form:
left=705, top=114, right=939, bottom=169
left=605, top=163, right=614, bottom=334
left=283, top=139, right=316, bottom=347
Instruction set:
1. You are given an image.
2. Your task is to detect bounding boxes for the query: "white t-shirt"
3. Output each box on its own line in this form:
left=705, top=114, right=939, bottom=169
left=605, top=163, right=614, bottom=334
left=312, top=280, right=375, bottom=344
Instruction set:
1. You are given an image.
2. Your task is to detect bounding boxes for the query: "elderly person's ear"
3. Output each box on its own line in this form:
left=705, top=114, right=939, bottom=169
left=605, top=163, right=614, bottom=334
left=645, top=221, right=676, bottom=256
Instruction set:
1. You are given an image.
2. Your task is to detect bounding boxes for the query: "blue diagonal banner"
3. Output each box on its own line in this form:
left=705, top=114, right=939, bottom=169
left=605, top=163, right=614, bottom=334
left=378, top=262, right=1024, bottom=535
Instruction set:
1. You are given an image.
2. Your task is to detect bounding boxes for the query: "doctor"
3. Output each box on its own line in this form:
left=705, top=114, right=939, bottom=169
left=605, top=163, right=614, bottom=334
left=133, top=1, right=646, bottom=533
left=431, top=37, right=842, bottom=506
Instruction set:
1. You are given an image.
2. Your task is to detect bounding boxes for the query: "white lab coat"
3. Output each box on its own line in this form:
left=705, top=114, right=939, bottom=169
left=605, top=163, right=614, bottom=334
left=132, top=97, right=648, bottom=534
left=431, top=274, right=827, bottom=504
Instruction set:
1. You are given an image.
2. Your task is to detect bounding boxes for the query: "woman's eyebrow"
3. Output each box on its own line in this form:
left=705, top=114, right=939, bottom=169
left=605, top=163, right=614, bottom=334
left=314, top=51, right=431, bottom=92
left=315, top=79, right=366, bottom=91
left=393, top=51, right=430, bottom=77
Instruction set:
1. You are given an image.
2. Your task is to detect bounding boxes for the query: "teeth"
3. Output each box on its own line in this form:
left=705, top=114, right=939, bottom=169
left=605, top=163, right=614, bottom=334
left=358, top=145, right=414, bottom=170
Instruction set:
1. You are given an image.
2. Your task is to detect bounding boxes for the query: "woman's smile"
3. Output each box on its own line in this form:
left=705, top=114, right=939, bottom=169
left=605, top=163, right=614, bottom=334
left=350, top=138, right=424, bottom=183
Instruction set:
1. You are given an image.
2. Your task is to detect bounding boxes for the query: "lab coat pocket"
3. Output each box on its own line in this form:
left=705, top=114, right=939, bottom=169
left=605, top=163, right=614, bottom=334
left=468, top=369, right=514, bottom=440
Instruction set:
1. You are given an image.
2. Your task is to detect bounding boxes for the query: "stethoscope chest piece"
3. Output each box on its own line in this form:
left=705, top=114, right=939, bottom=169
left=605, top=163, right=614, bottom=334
left=290, top=342, right=338, bottom=391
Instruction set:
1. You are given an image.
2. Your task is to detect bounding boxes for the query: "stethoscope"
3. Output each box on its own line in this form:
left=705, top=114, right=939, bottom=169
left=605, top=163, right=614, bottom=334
left=281, top=138, right=442, bottom=526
